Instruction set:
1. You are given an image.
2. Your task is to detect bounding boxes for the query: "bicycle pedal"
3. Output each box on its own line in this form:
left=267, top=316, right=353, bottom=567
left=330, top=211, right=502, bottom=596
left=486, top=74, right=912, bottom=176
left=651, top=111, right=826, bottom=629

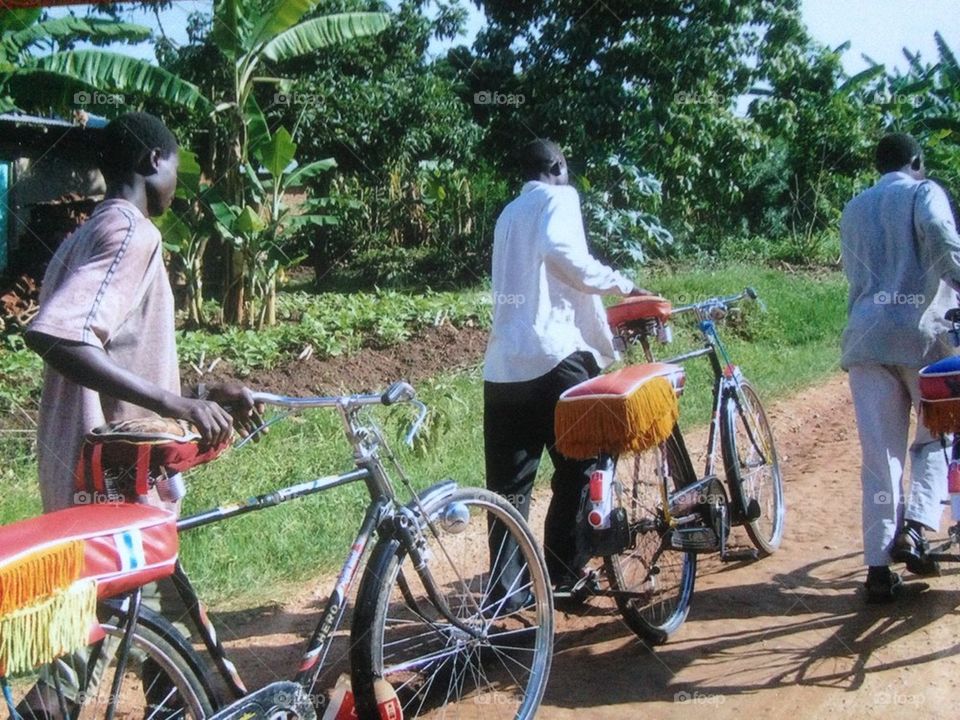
left=721, top=547, right=759, bottom=563
left=208, top=681, right=314, bottom=720
left=668, top=527, right=721, bottom=553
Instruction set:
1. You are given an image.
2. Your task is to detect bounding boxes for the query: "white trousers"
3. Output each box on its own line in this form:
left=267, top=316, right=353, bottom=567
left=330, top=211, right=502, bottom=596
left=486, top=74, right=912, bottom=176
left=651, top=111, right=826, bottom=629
left=849, top=364, right=948, bottom=567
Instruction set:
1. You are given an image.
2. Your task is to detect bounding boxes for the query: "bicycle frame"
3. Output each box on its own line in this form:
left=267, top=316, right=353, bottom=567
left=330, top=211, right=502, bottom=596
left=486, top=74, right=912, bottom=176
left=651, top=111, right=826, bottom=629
left=118, top=386, right=471, bottom=709
left=643, top=292, right=770, bottom=516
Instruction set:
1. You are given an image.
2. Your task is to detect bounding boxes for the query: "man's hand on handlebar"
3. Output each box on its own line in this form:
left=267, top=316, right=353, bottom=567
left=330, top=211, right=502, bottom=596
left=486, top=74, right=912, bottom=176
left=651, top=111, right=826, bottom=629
left=628, top=286, right=654, bottom=297
left=204, top=383, right=267, bottom=442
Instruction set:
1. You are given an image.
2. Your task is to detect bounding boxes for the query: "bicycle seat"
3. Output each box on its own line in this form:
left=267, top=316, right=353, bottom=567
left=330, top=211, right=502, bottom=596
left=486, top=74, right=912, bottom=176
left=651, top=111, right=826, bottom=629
left=0, top=504, right=178, bottom=675
left=606, top=295, right=673, bottom=328
left=555, top=363, right=684, bottom=459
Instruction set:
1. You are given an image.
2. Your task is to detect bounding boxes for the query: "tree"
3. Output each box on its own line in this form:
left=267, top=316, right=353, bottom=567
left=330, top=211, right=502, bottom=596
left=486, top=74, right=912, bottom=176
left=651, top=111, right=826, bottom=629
left=0, top=7, right=208, bottom=115
left=880, top=33, right=960, bottom=192
left=457, top=1, right=874, bottom=250
left=259, top=0, right=493, bottom=286
left=156, top=0, right=390, bottom=324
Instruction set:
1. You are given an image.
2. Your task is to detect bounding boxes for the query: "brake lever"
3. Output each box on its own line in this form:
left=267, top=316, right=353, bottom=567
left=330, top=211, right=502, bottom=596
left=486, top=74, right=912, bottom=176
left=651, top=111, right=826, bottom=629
left=404, top=400, right=429, bottom=447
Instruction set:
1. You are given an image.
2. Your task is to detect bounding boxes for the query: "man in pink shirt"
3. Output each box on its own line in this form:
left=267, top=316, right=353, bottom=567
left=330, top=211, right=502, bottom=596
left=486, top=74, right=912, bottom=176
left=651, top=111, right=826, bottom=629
left=21, top=111, right=258, bottom=716
left=27, top=111, right=259, bottom=513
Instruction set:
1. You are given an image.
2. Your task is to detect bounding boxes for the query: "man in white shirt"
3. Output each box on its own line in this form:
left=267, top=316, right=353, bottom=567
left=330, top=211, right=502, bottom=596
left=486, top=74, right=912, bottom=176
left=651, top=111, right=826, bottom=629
left=841, top=133, right=960, bottom=603
left=483, top=139, right=644, bottom=607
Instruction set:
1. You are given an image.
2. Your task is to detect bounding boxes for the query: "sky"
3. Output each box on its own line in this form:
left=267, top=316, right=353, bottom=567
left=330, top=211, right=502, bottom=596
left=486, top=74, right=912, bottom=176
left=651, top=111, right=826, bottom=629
left=47, top=0, right=960, bottom=77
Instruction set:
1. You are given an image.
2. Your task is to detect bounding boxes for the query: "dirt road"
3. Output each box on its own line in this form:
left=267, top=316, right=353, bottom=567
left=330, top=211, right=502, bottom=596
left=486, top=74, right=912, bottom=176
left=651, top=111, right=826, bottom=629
left=214, top=374, right=960, bottom=719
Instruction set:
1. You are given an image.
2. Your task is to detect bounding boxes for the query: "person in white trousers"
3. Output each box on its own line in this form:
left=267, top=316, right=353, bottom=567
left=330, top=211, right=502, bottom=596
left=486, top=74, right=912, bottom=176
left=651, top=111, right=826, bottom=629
left=841, top=133, right=960, bottom=602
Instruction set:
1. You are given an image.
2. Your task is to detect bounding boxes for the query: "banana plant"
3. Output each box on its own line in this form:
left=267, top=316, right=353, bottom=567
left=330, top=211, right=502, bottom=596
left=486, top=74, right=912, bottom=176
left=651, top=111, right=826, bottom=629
left=2, top=2, right=389, bottom=327
left=155, top=148, right=214, bottom=327
left=0, top=8, right=210, bottom=114
left=208, top=125, right=337, bottom=329
left=203, top=0, right=389, bottom=325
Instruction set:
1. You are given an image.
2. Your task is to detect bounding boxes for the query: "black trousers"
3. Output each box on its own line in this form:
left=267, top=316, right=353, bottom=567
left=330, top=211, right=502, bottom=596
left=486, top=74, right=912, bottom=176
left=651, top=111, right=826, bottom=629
left=484, top=351, right=599, bottom=593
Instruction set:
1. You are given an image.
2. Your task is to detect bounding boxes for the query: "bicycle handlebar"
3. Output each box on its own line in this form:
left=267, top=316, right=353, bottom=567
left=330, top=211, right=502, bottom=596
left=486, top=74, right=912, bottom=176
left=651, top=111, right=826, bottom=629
left=669, top=287, right=758, bottom=317
left=250, top=381, right=428, bottom=447
left=251, top=380, right=416, bottom=410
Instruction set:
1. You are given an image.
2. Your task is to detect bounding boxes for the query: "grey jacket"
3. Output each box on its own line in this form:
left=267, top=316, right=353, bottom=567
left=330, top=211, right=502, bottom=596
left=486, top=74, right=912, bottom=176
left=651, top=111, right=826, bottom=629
left=840, top=172, right=960, bottom=369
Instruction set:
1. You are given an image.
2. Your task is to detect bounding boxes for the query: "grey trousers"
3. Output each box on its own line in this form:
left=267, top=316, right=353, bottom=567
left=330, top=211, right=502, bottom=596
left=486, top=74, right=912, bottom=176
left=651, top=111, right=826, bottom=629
left=849, top=364, right=948, bottom=567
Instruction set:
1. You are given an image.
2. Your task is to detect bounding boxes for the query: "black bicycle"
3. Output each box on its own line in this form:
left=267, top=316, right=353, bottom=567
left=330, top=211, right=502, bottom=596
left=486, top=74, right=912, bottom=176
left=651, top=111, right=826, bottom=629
left=561, top=289, right=785, bottom=645
left=2, top=382, right=554, bottom=720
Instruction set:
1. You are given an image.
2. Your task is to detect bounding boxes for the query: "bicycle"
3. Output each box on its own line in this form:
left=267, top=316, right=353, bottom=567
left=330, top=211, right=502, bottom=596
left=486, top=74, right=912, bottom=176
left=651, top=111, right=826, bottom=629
left=611, top=288, right=786, bottom=555
left=2, top=381, right=554, bottom=720
left=552, top=288, right=785, bottom=645
left=916, top=307, right=960, bottom=567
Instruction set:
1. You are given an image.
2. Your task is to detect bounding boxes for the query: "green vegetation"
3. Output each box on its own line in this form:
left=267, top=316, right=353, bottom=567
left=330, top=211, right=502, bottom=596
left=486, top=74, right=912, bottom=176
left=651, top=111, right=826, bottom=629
left=0, top=264, right=846, bottom=605
left=177, top=288, right=492, bottom=374
left=3, top=2, right=957, bottom=307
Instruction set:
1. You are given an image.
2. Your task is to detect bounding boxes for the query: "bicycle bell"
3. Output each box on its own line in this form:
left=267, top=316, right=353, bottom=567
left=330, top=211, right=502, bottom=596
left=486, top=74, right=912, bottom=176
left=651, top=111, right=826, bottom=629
left=440, top=502, right=471, bottom=533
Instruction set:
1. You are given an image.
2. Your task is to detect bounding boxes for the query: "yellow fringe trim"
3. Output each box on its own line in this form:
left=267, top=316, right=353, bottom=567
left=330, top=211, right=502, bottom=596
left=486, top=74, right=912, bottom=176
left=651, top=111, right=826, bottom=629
left=0, top=579, right=97, bottom=677
left=0, top=540, right=85, bottom=617
left=555, top=375, right=679, bottom=459
left=920, top=398, right=960, bottom=435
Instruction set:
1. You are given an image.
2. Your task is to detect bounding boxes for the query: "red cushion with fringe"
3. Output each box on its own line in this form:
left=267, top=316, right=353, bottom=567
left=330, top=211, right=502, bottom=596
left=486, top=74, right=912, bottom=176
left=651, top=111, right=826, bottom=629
left=0, top=504, right=179, bottom=602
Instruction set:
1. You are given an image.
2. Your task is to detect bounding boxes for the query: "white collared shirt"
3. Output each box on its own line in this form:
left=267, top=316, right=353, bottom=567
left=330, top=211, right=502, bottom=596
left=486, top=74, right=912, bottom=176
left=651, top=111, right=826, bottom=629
left=483, top=181, right=635, bottom=383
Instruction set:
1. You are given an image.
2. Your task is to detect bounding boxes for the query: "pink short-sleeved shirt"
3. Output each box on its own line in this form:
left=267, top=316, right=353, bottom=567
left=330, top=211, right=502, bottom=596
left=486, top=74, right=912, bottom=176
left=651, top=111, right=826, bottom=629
left=29, top=198, right=180, bottom=511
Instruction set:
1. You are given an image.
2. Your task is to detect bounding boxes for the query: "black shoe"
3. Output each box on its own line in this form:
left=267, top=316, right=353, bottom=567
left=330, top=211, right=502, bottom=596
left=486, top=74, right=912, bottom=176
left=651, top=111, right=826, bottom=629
left=553, top=570, right=600, bottom=611
left=864, top=567, right=903, bottom=604
left=892, top=525, right=941, bottom=577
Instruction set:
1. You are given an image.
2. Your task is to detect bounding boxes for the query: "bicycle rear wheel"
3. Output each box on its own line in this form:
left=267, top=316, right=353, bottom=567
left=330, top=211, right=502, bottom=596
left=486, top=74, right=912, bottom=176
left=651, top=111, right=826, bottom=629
left=604, top=428, right=697, bottom=645
left=722, top=380, right=785, bottom=555
left=350, top=487, right=553, bottom=720
left=3, top=603, right=219, bottom=720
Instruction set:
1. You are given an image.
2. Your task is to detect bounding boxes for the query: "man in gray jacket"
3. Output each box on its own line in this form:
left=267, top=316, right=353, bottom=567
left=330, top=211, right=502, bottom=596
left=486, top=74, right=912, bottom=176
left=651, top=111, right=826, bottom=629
left=841, top=133, right=960, bottom=602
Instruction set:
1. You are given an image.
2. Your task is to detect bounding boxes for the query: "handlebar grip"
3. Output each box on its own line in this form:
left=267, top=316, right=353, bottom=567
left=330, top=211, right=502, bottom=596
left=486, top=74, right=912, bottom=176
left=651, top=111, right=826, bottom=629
left=744, top=287, right=758, bottom=300
left=382, top=381, right=415, bottom=406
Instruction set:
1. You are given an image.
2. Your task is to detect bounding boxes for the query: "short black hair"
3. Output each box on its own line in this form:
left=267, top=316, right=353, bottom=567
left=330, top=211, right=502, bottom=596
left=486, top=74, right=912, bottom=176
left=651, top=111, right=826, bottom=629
left=519, top=139, right=563, bottom=181
left=875, top=133, right=921, bottom=174
left=99, top=111, right=178, bottom=183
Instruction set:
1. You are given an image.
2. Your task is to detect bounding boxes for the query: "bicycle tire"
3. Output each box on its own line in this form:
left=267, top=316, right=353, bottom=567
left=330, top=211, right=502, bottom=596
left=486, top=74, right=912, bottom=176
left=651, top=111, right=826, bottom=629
left=4, top=602, right=219, bottom=720
left=721, top=379, right=785, bottom=555
left=604, top=427, right=698, bottom=645
left=350, top=487, right=553, bottom=720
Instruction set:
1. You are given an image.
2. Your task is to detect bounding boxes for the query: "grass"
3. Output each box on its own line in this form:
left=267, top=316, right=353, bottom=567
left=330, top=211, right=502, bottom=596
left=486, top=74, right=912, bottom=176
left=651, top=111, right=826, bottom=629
left=0, top=262, right=847, bottom=606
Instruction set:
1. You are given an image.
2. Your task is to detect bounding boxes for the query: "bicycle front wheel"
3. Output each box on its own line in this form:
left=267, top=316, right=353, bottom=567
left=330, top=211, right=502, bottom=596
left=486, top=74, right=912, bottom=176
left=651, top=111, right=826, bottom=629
left=722, top=379, right=785, bottom=555
left=4, top=603, right=219, bottom=720
left=605, top=428, right=697, bottom=645
left=350, top=487, right=553, bottom=720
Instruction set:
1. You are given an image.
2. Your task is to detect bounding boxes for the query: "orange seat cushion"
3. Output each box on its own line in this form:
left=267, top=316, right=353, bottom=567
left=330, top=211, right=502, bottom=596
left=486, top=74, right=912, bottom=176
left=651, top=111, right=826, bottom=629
left=561, top=362, right=685, bottom=399
left=606, top=295, right=672, bottom=328
left=555, top=363, right=684, bottom=458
